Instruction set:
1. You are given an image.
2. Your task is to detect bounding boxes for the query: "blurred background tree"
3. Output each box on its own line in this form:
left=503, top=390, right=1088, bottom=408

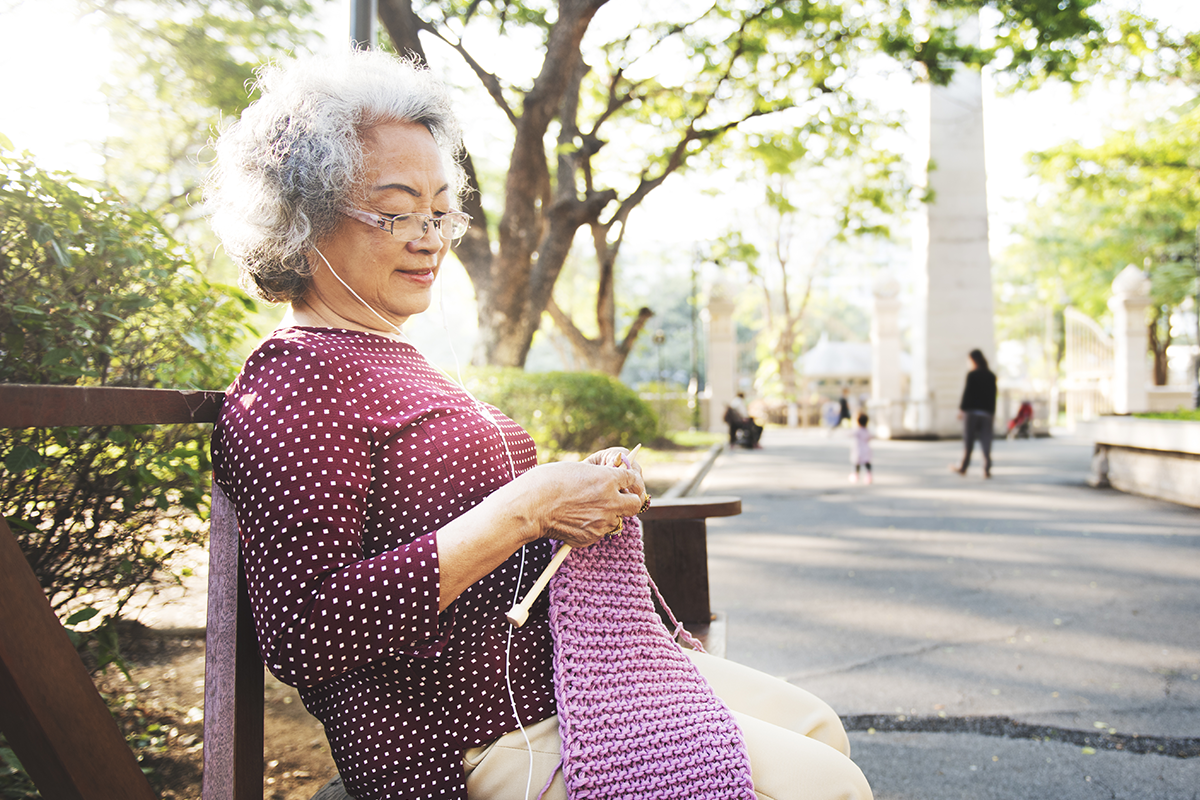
left=1000, top=99, right=1200, bottom=385
left=376, top=0, right=1148, bottom=373
left=81, top=0, right=320, bottom=234
left=710, top=111, right=914, bottom=412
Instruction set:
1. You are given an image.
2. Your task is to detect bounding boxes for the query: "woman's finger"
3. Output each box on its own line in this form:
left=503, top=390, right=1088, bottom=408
left=610, top=464, right=645, bottom=496
left=584, top=447, right=625, bottom=467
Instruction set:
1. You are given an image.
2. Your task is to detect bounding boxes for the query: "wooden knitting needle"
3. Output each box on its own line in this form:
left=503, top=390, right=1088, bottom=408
left=506, top=444, right=641, bottom=627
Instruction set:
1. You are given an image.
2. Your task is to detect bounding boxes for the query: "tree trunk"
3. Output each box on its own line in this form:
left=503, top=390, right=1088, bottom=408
left=1149, top=312, right=1170, bottom=386
left=377, top=0, right=495, bottom=303
left=378, top=0, right=777, bottom=368
left=377, top=0, right=610, bottom=368
left=777, top=327, right=799, bottom=403
left=546, top=299, right=655, bottom=376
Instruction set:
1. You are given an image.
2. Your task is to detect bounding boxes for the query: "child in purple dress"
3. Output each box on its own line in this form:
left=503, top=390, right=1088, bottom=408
left=849, top=412, right=873, bottom=484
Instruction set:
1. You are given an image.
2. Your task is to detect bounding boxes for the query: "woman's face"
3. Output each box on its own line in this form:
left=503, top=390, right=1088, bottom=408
left=309, top=121, right=453, bottom=330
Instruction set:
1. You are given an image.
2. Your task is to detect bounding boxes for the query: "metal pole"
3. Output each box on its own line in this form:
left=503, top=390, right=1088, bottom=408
left=689, top=258, right=702, bottom=430
left=653, top=329, right=666, bottom=425
left=1193, top=225, right=1200, bottom=408
left=351, top=0, right=377, bottom=50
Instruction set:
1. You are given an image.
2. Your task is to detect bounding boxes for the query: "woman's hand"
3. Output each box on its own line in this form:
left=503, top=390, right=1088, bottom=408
left=519, top=458, right=645, bottom=549
left=436, top=448, right=645, bottom=610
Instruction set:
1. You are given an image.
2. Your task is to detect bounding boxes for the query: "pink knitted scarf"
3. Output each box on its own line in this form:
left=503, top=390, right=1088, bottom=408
left=546, top=515, right=755, bottom=800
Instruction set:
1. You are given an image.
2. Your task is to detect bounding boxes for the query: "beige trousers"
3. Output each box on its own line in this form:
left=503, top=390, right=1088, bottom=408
left=464, top=650, right=873, bottom=800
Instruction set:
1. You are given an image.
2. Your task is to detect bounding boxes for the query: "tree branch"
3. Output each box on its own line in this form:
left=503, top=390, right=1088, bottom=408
left=490, top=0, right=609, bottom=320
left=376, top=0, right=432, bottom=61
left=442, top=38, right=519, bottom=126
left=618, top=307, right=655, bottom=357
left=546, top=297, right=596, bottom=356
left=378, top=0, right=518, bottom=124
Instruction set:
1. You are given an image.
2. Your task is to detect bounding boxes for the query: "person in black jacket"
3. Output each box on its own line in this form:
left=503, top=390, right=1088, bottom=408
left=953, top=349, right=998, bottom=478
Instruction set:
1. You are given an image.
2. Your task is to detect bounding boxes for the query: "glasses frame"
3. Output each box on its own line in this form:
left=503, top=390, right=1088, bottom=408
left=341, top=207, right=471, bottom=242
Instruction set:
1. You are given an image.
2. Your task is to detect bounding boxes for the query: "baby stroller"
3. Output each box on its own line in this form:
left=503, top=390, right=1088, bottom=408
left=1006, top=401, right=1034, bottom=440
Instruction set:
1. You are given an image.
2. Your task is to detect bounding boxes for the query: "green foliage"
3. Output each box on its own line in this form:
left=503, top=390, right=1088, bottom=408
left=1135, top=409, right=1200, bottom=421
left=875, top=0, right=1176, bottom=89
left=993, top=94, right=1200, bottom=383
left=0, top=738, right=37, bottom=800
left=998, top=98, right=1200, bottom=381
left=465, top=368, right=659, bottom=459
left=0, top=145, right=252, bottom=387
left=662, top=429, right=724, bottom=449
left=710, top=109, right=913, bottom=404
left=1021, top=99, right=1199, bottom=312
left=77, top=0, right=319, bottom=231
left=64, top=606, right=133, bottom=681
left=0, top=144, right=254, bottom=615
left=636, top=381, right=694, bottom=434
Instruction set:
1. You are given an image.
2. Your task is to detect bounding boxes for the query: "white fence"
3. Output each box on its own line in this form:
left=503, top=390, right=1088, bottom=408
left=1062, top=306, right=1114, bottom=423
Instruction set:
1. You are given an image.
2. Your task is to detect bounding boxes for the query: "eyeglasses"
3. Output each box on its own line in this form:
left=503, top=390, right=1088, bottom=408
left=342, top=208, right=471, bottom=242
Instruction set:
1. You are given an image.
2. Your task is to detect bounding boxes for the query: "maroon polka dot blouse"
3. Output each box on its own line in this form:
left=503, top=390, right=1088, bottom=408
left=212, top=327, right=557, bottom=799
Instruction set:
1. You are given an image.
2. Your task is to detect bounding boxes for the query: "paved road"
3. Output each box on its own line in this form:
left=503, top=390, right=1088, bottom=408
left=697, top=427, right=1200, bottom=800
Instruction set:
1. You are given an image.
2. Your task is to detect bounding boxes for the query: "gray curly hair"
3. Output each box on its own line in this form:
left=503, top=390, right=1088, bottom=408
left=205, top=50, right=465, bottom=304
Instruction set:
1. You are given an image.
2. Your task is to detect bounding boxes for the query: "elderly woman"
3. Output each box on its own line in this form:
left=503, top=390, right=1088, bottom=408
left=207, top=50, right=870, bottom=800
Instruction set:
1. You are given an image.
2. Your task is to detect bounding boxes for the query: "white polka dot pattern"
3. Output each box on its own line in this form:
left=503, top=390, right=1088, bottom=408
left=212, top=327, right=556, bottom=800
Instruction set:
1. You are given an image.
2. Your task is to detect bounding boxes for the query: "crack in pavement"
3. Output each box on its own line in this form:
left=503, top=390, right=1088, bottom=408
left=787, top=633, right=1017, bottom=681
left=841, top=714, right=1200, bottom=758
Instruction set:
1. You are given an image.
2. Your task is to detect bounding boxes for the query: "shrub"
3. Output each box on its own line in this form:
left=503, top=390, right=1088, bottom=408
left=637, top=381, right=694, bottom=433
left=465, top=368, right=659, bottom=460
left=0, top=140, right=254, bottom=620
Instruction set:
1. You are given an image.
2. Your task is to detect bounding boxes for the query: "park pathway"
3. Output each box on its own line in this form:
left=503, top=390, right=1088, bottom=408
left=699, top=427, right=1199, bottom=800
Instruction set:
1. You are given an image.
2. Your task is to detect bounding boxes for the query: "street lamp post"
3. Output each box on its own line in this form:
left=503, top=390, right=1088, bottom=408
left=351, top=0, right=377, bottom=49
left=1193, top=225, right=1200, bottom=409
left=689, top=257, right=702, bottom=430
left=653, top=329, right=666, bottom=425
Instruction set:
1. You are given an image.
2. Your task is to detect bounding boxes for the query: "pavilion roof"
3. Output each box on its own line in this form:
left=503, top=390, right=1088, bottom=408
left=796, top=334, right=911, bottom=378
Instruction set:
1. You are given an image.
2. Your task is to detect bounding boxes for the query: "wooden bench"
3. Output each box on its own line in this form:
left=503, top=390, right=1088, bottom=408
left=0, top=384, right=257, bottom=800
left=0, top=383, right=739, bottom=800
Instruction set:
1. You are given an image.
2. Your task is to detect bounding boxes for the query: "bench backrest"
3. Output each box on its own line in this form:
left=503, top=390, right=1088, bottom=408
left=0, top=384, right=263, bottom=800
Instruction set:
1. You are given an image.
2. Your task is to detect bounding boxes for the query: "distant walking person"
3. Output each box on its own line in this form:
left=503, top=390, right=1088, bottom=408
left=953, top=349, right=998, bottom=478
left=822, top=399, right=841, bottom=436
left=836, top=387, right=852, bottom=428
left=849, top=412, right=873, bottom=484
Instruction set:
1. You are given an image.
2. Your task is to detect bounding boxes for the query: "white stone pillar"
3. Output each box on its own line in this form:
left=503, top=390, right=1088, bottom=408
left=871, top=273, right=903, bottom=437
left=707, top=283, right=737, bottom=433
left=1109, top=265, right=1151, bottom=414
left=912, top=13, right=996, bottom=437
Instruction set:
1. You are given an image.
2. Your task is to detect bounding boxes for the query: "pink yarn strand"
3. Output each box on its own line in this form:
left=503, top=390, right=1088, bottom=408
left=647, top=573, right=706, bottom=654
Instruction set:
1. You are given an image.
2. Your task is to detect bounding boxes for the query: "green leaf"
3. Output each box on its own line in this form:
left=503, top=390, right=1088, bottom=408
left=4, top=445, right=43, bottom=473
left=48, top=238, right=72, bottom=267
left=181, top=331, right=208, bottom=353
left=40, top=348, right=73, bottom=368
left=66, top=607, right=101, bottom=625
